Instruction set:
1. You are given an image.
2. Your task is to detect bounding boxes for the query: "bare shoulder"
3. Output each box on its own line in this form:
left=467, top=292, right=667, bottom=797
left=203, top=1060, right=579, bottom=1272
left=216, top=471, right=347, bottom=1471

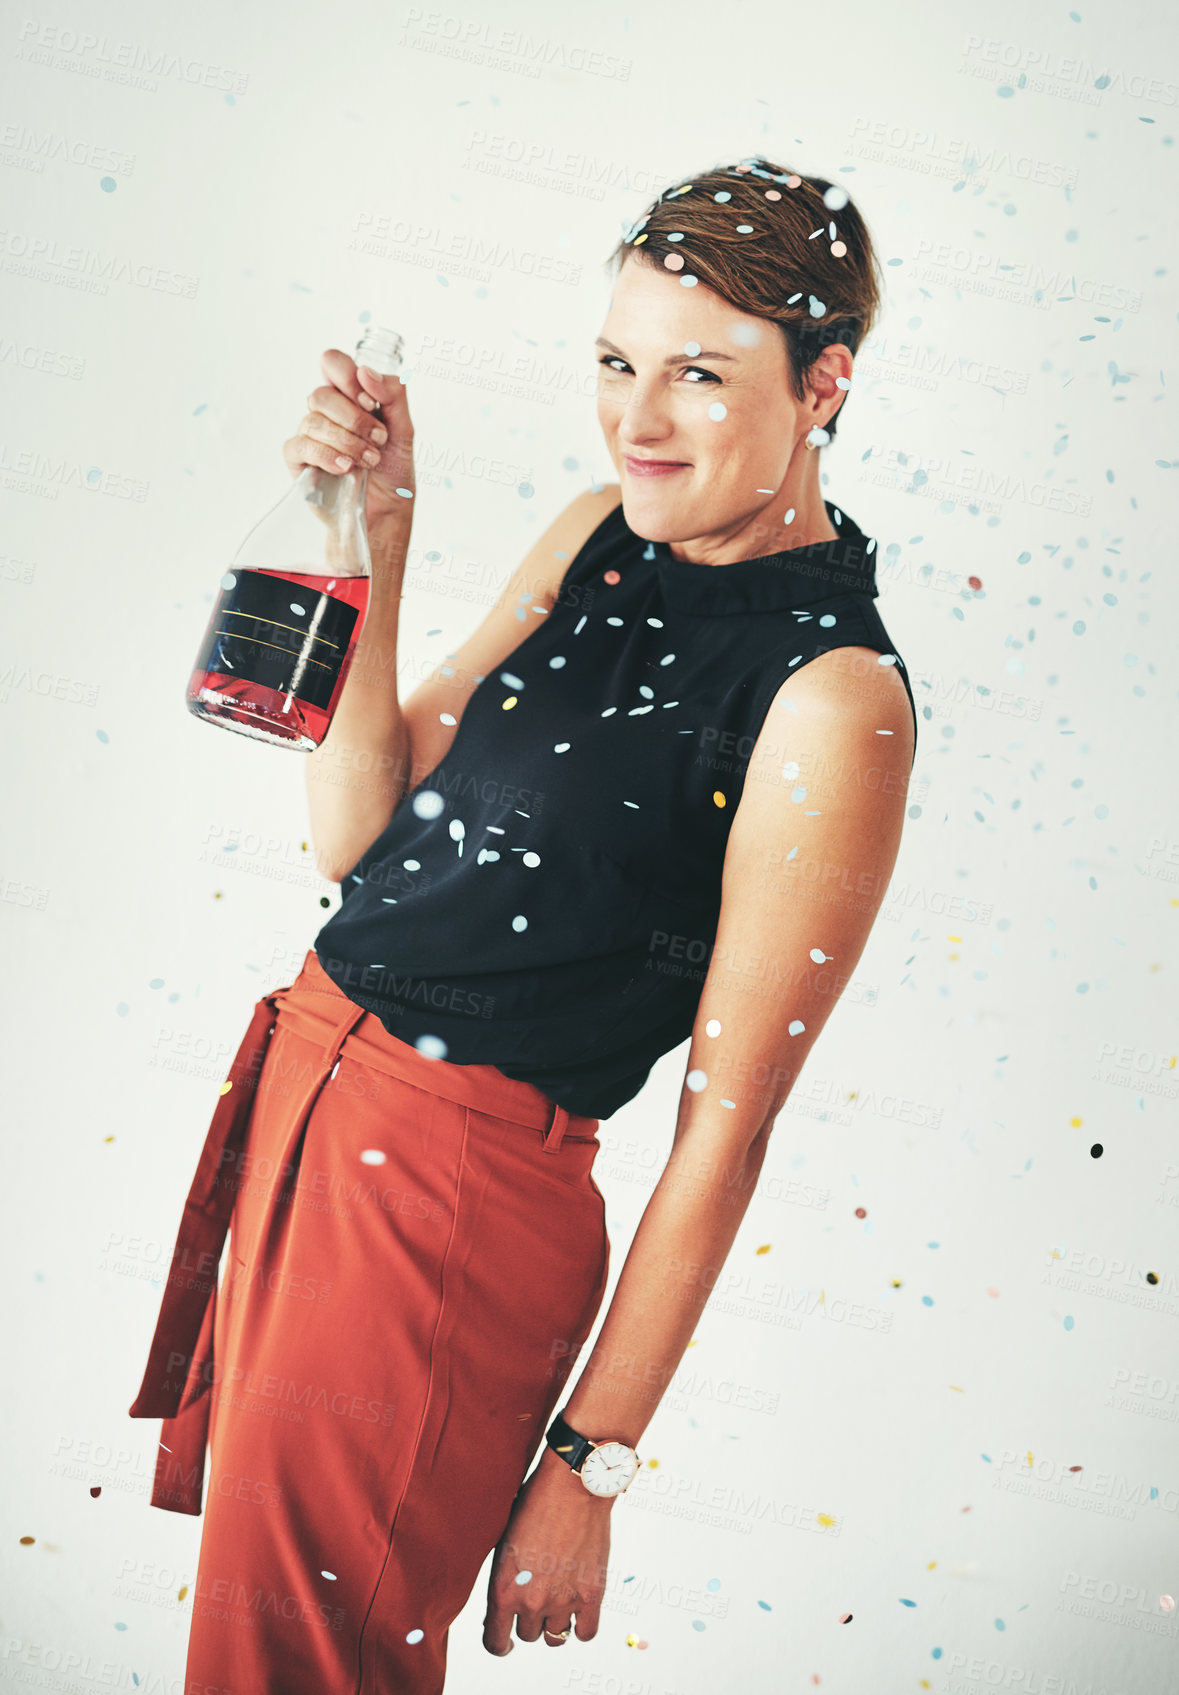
left=753, top=645, right=915, bottom=777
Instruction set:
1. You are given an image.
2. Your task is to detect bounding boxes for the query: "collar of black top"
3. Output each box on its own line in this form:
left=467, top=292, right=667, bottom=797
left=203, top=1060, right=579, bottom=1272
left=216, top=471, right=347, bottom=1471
left=642, top=499, right=880, bottom=617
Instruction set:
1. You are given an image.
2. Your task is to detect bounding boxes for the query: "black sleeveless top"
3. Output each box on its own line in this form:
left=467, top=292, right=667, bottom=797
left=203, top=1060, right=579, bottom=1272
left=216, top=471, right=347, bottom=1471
left=313, top=498, right=917, bottom=1120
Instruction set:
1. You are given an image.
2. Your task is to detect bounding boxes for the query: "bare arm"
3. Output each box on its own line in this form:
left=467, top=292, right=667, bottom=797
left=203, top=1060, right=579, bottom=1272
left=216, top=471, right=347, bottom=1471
left=307, top=482, right=622, bottom=881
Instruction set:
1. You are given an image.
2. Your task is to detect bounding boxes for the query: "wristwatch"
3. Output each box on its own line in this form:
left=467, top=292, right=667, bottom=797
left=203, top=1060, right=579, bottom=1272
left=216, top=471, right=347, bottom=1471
left=545, top=1409, right=640, bottom=1499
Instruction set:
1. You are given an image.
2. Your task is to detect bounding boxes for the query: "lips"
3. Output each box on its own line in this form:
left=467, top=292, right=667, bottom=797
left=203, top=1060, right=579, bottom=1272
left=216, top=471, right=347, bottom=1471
left=623, top=455, right=690, bottom=477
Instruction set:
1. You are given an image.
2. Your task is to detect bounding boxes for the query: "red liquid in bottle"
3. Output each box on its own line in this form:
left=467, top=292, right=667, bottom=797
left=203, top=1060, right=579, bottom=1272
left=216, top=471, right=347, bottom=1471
left=186, top=568, right=371, bottom=750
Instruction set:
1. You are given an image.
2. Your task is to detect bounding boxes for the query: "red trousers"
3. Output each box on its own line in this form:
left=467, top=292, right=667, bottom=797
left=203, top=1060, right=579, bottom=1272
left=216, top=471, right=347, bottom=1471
left=129, top=948, right=611, bottom=1693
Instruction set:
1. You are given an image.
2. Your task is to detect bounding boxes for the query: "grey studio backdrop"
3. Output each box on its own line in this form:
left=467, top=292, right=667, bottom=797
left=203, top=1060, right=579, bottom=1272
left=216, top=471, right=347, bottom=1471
left=3, top=0, right=1177, bottom=1691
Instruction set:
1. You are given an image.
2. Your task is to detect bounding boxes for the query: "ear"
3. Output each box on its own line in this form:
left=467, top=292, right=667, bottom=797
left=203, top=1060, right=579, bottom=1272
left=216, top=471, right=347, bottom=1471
left=804, top=342, right=855, bottom=431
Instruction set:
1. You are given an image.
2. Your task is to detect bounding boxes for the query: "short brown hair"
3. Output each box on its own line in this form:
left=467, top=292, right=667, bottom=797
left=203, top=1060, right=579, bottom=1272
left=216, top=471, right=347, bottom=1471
left=605, top=156, right=882, bottom=440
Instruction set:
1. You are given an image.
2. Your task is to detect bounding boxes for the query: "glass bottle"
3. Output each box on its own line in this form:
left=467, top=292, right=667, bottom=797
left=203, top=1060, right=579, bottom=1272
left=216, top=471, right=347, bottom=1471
left=185, top=324, right=405, bottom=750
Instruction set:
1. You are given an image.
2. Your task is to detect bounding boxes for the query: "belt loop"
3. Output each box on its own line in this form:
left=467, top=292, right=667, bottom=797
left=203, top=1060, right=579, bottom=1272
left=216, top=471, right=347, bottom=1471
left=542, top=1099, right=569, bottom=1156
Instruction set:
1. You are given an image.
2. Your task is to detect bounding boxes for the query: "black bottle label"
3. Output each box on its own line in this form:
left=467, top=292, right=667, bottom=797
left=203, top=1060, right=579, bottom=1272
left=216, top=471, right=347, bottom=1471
left=198, top=569, right=360, bottom=709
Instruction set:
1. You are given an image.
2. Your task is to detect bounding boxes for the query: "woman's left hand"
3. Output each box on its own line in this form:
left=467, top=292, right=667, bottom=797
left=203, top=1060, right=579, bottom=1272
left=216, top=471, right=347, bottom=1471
left=482, top=1450, right=614, bottom=1655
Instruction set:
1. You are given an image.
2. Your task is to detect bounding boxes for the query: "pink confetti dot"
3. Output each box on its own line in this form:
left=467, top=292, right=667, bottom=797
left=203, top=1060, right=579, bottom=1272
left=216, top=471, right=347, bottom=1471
left=786, top=175, right=802, bottom=188
left=735, top=163, right=751, bottom=173
left=604, top=569, right=621, bottom=584
left=854, top=1207, right=867, bottom=1219
left=764, top=190, right=782, bottom=201
left=968, top=575, right=983, bottom=590
left=663, top=252, right=684, bottom=271
left=831, top=241, right=847, bottom=258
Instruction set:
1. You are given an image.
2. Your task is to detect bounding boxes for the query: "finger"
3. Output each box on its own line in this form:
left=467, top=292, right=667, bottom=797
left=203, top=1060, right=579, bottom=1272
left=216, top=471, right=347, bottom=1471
left=306, top=383, right=388, bottom=444
left=542, top=1615, right=574, bottom=1647
left=481, top=1596, right=515, bottom=1658
left=573, top=1600, right=602, bottom=1642
left=283, top=423, right=377, bottom=478
left=301, top=410, right=384, bottom=465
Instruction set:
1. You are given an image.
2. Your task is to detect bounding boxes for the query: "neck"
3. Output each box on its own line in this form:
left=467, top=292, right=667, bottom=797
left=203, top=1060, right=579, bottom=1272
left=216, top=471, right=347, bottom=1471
left=666, top=448, right=836, bottom=566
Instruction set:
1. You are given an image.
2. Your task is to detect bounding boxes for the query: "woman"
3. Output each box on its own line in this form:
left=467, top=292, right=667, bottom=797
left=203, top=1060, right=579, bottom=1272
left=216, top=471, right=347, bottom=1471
left=130, top=155, right=918, bottom=1692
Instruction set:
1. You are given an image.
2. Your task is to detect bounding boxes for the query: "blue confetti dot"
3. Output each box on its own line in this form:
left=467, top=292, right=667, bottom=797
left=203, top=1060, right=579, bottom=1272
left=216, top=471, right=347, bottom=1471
left=691, top=1620, right=706, bottom=1631
left=706, top=1578, right=721, bottom=1592
left=116, top=1003, right=129, bottom=1017
left=518, top=482, right=534, bottom=499
left=97, top=729, right=109, bottom=743
left=100, top=177, right=117, bottom=194
left=1064, top=1314, right=1075, bottom=1331
left=921, top=1295, right=934, bottom=1306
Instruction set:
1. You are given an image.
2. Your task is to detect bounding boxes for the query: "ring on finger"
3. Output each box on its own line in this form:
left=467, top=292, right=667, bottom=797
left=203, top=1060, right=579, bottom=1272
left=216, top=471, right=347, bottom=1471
left=543, top=1625, right=571, bottom=1642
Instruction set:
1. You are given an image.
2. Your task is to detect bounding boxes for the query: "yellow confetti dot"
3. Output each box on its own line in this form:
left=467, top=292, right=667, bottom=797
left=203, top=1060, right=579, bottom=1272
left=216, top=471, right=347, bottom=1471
left=926, top=1561, right=937, bottom=1571
left=178, top=1584, right=189, bottom=1601
left=948, top=934, right=962, bottom=943
left=646, top=1457, right=659, bottom=1469
left=817, top=1513, right=836, bottom=1529
left=220, top=1081, right=234, bottom=1097
left=1026, top=1450, right=1033, bottom=1468
left=627, top=1633, right=639, bottom=1647
left=1070, top=1116, right=1082, bottom=1127
left=891, top=1278, right=903, bottom=1288
left=501, top=696, right=518, bottom=711
left=949, top=1385, right=964, bottom=1393
left=755, top=1243, right=771, bottom=1256
left=104, top=1135, right=115, bottom=1143
left=633, top=233, right=648, bottom=245
left=712, top=791, right=726, bottom=808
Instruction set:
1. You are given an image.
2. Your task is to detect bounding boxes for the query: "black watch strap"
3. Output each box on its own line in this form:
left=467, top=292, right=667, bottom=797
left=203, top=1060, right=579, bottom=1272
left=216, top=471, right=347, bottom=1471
left=545, top=1409, right=595, bottom=1473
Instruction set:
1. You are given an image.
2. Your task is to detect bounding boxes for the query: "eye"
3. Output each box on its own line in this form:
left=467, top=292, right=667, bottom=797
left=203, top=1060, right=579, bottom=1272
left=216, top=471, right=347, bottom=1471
left=596, top=356, right=721, bottom=383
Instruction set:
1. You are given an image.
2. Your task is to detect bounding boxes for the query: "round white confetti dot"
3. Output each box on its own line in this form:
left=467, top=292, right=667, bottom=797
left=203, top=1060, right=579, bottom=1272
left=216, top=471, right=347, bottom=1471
left=684, top=340, right=701, bottom=356
left=411, top=789, right=444, bottom=820
left=705, top=1018, right=722, bottom=1037
left=554, top=742, right=571, bottom=752
left=403, top=858, right=420, bottom=871
left=395, top=487, right=414, bottom=498
left=686, top=1069, right=708, bottom=1092
left=835, top=375, right=852, bottom=390
left=823, top=186, right=849, bottom=209
left=788, top=1019, right=806, bottom=1036
left=440, top=712, right=456, bottom=725
left=359, top=1149, right=387, bottom=1165
left=515, top=1570, right=533, bottom=1586
left=290, top=602, right=306, bottom=616
left=406, top=1629, right=425, bottom=1645
left=500, top=670, right=524, bottom=689
left=680, top=275, right=698, bottom=287
left=809, top=948, right=829, bottom=964
left=449, top=819, right=465, bottom=841
left=877, top=653, right=899, bottom=666
left=782, top=761, right=800, bottom=781
left=666, top=232, right=684, bottom=242
left=549, top=655, right=566, bottom=668
left=321, top=1570, right=337, bottom=1581
left=220, top=573, right=237, bottom=590
left=415, top=1033, right=448, bottom=1060
left=714, top=190, right=732, bottom=202
left=707, top=401, right=727, bottom=421
left=819, top=614, right=837, bottom=627
left=522, top=852, right=541, bottom=868
left=512, top=914, right=528, bottom=932
left=783, top=507, right=796, bottom=525
left=736, top=224, right=753, bottom=233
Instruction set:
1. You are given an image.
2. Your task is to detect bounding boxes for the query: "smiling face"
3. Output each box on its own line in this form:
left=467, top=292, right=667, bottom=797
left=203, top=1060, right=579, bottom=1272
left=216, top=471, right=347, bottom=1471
left=595, top=254, right=849, bottom=564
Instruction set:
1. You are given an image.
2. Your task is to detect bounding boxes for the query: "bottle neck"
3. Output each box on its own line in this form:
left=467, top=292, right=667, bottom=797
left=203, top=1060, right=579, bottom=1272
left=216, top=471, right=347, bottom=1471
left=354, top=326, right=403, bottom=377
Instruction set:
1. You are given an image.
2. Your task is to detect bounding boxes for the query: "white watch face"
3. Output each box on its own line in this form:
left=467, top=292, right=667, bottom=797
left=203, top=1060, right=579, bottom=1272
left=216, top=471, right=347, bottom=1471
left=580, top=1440, right=639, bottom=1498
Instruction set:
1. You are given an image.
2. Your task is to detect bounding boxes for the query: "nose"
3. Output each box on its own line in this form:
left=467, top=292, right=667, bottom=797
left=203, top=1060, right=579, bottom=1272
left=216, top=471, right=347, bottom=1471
left=617, top=380, right=676, bottom=451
